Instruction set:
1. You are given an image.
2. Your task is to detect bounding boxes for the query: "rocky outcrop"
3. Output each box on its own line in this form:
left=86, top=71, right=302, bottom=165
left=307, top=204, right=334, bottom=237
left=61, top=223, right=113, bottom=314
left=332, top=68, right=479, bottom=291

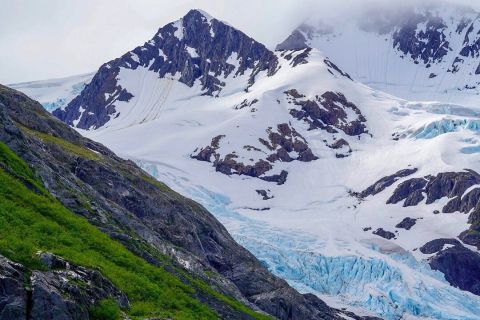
left=373, top=228, right=396, bottom=240
left=285, top=89, right=367, bottom=136
left=323, top=59, right=352, bottom=80
left=1, top=85, right=371, bottom=319
left=192, top=123, right=316, bottom=184
left=256, top=189, right=273, bottom=200
left=387, top=170, right=480, bottom=208
left=0, top=255, right=27, bottom=319
left=54, top=9, right=278, bottom=129
left=395, top=217, right=417, bottom=230
left=281, top=48, right=312, bottom=67
left=0, top=253, right=128, bottom=320
left=383, top=169, right=480, bottom=249
left=392, top=14, right=450, bottom=64
left=356, top=168, right=418, bottom=198
left=419, top=238, right=462, bottom=254
left=421, top=239, right=480, bottom=296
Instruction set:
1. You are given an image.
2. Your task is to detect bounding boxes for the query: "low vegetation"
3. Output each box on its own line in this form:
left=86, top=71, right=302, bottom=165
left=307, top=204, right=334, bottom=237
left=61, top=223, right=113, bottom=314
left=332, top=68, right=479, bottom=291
left=0, top=141, right=268, bottom=319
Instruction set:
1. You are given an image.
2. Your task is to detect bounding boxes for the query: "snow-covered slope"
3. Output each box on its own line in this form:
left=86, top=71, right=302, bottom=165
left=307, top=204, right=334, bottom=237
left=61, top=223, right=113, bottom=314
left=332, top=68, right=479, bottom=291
left=37, top=8, right=480, bottom=320
left=8, top=73, right=93, bottom=112
left=277, top=2, right=480, bottom=107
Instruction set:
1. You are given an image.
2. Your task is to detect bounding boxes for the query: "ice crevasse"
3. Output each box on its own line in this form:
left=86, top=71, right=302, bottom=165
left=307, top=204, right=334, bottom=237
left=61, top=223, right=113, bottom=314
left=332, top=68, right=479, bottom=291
left=138, top=161, right=480, bottom=320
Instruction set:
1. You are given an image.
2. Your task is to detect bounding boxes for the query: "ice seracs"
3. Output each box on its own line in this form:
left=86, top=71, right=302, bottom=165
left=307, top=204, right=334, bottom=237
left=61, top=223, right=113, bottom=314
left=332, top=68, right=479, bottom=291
left=14, top=6, right=480, bottom=320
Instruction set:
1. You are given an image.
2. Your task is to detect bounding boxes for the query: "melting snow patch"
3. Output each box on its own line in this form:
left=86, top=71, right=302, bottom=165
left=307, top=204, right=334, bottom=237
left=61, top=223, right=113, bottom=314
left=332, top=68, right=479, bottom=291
left=186, top=46, right=199, bottom=58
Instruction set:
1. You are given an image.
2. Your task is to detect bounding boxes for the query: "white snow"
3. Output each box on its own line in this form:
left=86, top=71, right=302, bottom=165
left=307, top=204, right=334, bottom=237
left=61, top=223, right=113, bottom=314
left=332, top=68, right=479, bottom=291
left=173, top=20, right=184, bottom=39
left=185, top=46, right=199, bottom=58
left=8, top=73, right=94, bottom=112
left=295, top=8, right=480, bottom=108
left=75, top=49, right=480, bottom=319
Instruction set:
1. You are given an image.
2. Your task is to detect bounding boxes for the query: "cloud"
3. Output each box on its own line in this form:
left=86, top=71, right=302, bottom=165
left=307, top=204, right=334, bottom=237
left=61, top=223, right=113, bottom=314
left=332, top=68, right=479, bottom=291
left=1, top=0, right=478, bottom=84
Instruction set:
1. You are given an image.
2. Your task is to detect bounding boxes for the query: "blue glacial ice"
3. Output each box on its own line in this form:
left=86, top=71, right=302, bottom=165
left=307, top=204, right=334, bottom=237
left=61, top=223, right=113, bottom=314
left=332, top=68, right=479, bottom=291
left=413, top=119, right=480, bottom=139
left=137, top=161, right=480, bottom=320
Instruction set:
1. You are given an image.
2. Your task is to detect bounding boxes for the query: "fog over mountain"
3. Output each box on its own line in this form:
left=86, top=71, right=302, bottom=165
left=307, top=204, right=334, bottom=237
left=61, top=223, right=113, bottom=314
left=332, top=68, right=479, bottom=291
left=2, top=0, right=480, bottom=83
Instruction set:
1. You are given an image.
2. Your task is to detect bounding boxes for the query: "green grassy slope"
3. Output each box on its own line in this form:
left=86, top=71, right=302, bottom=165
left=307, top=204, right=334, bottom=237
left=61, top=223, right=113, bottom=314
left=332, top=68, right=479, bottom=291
left=0, top=141, right=269, bottom=319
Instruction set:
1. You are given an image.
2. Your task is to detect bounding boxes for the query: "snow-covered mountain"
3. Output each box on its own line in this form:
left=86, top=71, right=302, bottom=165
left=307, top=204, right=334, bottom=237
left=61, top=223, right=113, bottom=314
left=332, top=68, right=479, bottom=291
left=13, top=7, right=480, bottom=320
left=9, top=73, right=93, bottom=112
left=277, top=2, right=480, bottom=107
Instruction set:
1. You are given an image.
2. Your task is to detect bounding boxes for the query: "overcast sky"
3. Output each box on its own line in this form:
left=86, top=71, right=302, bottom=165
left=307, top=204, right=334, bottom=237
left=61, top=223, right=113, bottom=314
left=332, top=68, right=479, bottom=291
left=1, top=0, right=479, bottom=84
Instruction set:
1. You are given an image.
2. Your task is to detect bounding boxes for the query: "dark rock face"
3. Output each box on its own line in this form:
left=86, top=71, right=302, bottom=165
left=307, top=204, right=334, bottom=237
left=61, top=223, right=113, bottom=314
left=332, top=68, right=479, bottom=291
left=421, top=240, right=480, bottom=296
left=329, top=138, right=352, bottom=158
left=2, top=85, right=368, bottom=320
left=54, top=9, right=279, bottom=129
left=0, top=253, right=128, bottom=320
left=357, top=168, right=418, bottom=198
left=386, top=177, right=427, bottom=206
left=276, top=23, right=332, bottom=51
left=285, top=90, right=368, bottom=136
left=373, top=228, right=396, bottom=240
left=31, top=253, right=129, bottom=320
left=387, top=170, right=480, bottom=209
left=395, top=217, right=417, bottom=230
left=192, top=123, right=316, bottom=184
left=276, top=29, right=308, bottom=51
left=459, top=23, right=480, bottom=59
left=277, top=6, right=480, bottom=78
left=383, top=169, right=480, bottom=250
left=323, top=58, right=352, bottom=80
left=0, top=255, right=27, bottom=320
left=281, top=48, right=312, bottom=67
left=420, top=238, right=462, bottom=254
left=256, top=189, right=273, bottom=200
left=393, top=15, right=449, bottom=64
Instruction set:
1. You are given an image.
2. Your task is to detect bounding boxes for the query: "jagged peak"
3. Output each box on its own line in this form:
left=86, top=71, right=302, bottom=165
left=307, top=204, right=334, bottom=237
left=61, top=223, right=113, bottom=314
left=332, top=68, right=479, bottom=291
left=184, top=9, right=214, bottom=22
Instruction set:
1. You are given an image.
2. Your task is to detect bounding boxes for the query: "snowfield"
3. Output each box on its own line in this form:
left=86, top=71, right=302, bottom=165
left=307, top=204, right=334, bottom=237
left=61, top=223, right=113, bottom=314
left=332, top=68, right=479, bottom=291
left=11, top=7, right=480, bottom=319
left=9, top=73, right=93, bottom=111
left=75, top=48, right=480, bottom=319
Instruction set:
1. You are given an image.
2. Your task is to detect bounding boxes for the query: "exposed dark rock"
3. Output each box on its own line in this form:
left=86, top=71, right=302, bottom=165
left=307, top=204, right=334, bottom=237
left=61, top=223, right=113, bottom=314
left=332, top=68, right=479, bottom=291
left=426, top=242, right=480, bottom=296
left=426, top=170, right=480, bottom=204
left=323, top=59, right=352, bottom=80
left=260, top=170, right=289, bottom=185
left=286, top=90, right=367, bottom=136
left=392, top=14, right=449, bottom=64
left=282, top=48, right=312, bottom=67
left=388, top=170, right=480, bottom=209
left=459, top=231, right=480, bottom=250
left=276, top=23, right=334, bottom=51
left=0, top=253, right=128, bottom=320
left=276, top=29, right=308, bottom=51
left=192, top=123, right=316, bottom=184
left=256, top=189, right=273, bottom=200
left=373, top=228, right=396, bottom=240
left=384, top=169, right=480, bottom=250
left=357, top=168, right=418, bottom=198
left=419, top=238, right=462, bottom=254
left=387, top=177, right=427, bottom=206
left=444, top=187, right=480, bottom=213
left=234, top=99, right=259, bottom=110
left=2, top=85, right=364, bottom=320
left=395, top=217, right=417, bottom=230
left=55, top=9, right=279, bottom=129
left=0, top=255, right=27, bottom=320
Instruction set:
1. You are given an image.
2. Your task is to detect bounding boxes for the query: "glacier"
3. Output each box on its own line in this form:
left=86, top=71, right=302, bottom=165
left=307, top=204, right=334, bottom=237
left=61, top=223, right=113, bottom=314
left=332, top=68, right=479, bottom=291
left=412, top=119, right=480, bottom=139
left=137, top=160, right=480, bottom=320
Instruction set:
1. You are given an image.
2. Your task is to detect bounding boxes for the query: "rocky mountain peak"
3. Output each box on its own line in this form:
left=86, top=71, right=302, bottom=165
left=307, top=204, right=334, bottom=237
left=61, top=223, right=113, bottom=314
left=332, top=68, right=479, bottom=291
left=54, top=9, right=278, bottom=130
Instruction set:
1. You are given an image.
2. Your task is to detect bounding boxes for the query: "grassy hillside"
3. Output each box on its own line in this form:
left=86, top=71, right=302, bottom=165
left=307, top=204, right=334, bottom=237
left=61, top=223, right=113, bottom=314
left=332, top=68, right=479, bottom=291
left=0, top=141, right=268, bottom=319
